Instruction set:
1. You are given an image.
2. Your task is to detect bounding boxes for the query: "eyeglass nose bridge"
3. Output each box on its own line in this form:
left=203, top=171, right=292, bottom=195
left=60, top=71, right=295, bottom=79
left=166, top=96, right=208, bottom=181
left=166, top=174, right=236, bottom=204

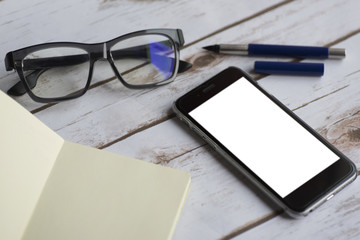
left=90, top=43, right=109, bottom=62
left=88, top=43, right=119, bottom=81
left=87, top=43, right=131, bottom=88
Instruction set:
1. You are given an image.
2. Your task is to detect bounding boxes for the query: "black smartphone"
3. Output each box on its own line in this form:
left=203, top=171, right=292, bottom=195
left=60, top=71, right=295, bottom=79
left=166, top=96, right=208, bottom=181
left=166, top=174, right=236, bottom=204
left=173, top=67, right=357, bottom=216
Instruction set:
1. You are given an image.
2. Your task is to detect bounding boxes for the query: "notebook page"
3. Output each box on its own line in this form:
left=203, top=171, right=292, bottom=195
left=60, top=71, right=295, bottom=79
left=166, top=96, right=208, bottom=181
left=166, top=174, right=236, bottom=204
left=0, top=91, right=64, bottom=240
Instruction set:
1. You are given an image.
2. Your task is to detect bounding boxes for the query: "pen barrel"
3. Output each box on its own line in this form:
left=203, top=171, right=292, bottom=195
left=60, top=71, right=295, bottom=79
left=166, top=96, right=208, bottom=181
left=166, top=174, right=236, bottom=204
left=248, top=44, right=330, bottom=59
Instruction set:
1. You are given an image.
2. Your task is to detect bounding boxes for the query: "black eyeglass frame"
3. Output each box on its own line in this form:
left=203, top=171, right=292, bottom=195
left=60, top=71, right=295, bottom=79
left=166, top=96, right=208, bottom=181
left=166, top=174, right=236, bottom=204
left=5, top=28, right=189, bottom=103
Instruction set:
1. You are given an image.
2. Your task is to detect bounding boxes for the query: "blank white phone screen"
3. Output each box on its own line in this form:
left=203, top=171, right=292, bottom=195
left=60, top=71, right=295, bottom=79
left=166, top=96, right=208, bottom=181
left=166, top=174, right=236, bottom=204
left=189, top=78, right=339, bottom=197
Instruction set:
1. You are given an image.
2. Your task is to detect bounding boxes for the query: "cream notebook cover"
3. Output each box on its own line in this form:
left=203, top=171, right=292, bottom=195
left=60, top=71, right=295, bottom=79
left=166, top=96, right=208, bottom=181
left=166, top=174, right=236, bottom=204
left=0, top=91, right=191, bottom=240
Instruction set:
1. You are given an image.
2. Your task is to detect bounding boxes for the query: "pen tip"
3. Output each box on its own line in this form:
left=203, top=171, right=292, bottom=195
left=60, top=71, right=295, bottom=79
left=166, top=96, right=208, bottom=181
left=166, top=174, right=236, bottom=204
left=203, top=45, right=219, bottom=53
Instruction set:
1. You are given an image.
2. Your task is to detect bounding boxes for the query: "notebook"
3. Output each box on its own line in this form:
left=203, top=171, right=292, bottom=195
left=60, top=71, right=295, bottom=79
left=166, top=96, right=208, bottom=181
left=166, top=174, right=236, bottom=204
left=0, top=90, right=191, bottom=240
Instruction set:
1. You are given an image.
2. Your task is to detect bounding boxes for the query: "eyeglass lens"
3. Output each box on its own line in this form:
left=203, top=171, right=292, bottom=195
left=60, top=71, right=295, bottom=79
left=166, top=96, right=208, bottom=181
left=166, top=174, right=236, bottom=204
left=20, top=33, right=176, bottom=100
left=22, top=47, right=90, bottom=99
left=110, top=34, right=176, bottom=86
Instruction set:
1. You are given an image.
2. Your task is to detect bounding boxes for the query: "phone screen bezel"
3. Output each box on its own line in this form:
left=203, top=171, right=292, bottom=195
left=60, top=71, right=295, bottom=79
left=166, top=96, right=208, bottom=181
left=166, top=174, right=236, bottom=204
left=174, top=67, right=356, bottom=213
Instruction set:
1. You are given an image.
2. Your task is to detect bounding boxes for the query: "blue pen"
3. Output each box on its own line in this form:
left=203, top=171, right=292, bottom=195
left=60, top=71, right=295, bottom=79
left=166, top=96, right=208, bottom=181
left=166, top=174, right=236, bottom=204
left=203, top=43, right=345, bottom=59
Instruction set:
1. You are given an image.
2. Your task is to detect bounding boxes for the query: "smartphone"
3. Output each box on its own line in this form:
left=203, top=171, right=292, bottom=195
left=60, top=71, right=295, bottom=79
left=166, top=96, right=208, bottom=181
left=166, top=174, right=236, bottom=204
left=173, top=67, right=357, bottom=216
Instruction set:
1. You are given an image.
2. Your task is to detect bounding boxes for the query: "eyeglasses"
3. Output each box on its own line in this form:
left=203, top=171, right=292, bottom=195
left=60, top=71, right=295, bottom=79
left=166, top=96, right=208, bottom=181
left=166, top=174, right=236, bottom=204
left=5, top=28, right=192, bottom=103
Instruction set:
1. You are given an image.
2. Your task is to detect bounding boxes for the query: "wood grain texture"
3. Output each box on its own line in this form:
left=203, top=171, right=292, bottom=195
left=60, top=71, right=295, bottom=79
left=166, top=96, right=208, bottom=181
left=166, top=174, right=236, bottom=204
left=1, top=0, right=360, bottom=239
left=104, top=118, right=280, bottom=239
left=103, top=28, right=360, bottom=239
left=0, top=0, right=284, bottom=105
left=32, top=0, right=360, bottom=149
left=261, top=33, right=360, bottom=166
left=236, top=179, right=360, bottom=240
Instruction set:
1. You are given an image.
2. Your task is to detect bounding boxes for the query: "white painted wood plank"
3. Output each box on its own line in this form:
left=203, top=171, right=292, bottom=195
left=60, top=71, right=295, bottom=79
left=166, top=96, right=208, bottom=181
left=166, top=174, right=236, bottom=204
left=32, top=0, right=360, bottom=148
left=0, top=1, right=289, bottom=238
left=0, top=0, right=284, bottom=109
left=99, top=2, right=360, bottom=237
left=100, top=67, right=360, bottom=239
left=235, top=178, right=360, bottom=240
left=220, top=28, right=360, bottom=240
left=259, top=33, right=360, bottom=166
left=258, top=34, right=360, bottom=111
left=215, top=34, right=360, bottom=239
left=102, top=36, right=360, bottom=237
left=99, top=69, right=360, bottom=239
left=0, top=0, right=283, bottom=47
left=104, top=118, right=278, bottom=240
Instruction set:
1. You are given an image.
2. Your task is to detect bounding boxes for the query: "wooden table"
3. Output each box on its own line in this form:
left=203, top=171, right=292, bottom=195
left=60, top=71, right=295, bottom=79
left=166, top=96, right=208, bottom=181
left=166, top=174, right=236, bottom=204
left=1, top=0, right=360, bottom=239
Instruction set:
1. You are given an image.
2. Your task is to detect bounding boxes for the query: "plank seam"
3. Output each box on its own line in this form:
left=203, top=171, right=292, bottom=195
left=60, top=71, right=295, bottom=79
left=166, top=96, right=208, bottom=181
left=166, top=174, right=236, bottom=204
left=291, top=85, right=349, bottom=112
left=30, top=1, right=292, bottom=115
left=182, top=0, right=293, bottom=49
left=31, top=27, right=360, bottom=115
left=98, top=113, right=175, bottom=149
left=219, top=210, right=283, bottom=240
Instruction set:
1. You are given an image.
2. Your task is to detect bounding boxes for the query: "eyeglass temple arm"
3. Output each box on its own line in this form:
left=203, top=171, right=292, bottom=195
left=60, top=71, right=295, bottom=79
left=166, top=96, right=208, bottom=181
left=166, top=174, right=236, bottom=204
left=18, top=54, right=191, bottom=74
left=6, top=45, right=192, bottom=96
left=5, top=52, right=14, bottom=71
left=7, top=69, right=47, bottom=96
left=5, top=52, right=46, bottom=96
left=6, top=44, right=191, bottom=72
